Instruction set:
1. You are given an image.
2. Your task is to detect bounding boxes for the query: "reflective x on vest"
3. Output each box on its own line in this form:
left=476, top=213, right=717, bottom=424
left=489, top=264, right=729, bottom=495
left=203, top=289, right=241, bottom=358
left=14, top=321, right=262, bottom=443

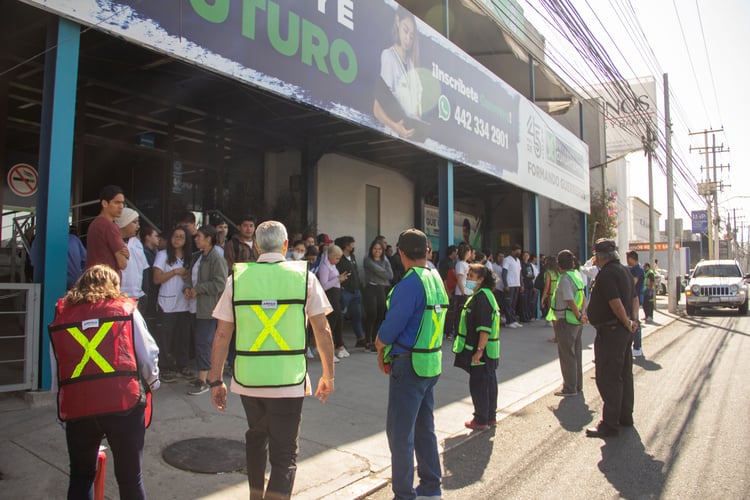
left=67, top=322, right=116, bottom=377
left=249, top=304, right=292, bottom=351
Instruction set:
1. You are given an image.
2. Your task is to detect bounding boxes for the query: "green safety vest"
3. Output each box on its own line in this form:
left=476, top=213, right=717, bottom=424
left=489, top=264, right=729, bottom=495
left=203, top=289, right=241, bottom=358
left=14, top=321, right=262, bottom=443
left=550, top=270, right=585, bottom=325
left=384, top=267, right=449, bottom=378
left=452, top=288, right=500, bottom=360
left=544, top=270, right=560, bottom=322
left=232, top=260, right=308, bottom=387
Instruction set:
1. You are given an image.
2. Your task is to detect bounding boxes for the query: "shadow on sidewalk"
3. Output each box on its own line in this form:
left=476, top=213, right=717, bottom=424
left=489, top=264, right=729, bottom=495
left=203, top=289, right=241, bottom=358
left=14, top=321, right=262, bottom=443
left=442, top=430, right=495, bottom=491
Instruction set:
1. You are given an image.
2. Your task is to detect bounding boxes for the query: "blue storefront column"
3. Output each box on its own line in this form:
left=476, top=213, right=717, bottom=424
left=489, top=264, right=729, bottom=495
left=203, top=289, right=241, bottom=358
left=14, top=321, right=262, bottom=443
left=35, top=18, right=80, bottom=389
left=438, top=161, right=454, bottom=253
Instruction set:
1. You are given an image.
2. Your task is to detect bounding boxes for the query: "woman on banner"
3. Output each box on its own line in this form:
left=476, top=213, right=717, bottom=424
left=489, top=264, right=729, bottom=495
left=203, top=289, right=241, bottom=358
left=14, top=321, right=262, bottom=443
left=373, top=6, right=425, bottom=140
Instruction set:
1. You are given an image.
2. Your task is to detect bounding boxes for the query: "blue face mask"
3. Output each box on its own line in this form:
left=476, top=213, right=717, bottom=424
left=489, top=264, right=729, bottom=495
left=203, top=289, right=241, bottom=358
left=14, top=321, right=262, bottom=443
left=466, top=280, right=478, bottom=291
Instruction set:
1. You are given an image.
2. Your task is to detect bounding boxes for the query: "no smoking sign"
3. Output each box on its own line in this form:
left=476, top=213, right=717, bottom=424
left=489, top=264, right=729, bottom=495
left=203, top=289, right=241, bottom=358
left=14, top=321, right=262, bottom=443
left=7, top=163, right=38, bottom=197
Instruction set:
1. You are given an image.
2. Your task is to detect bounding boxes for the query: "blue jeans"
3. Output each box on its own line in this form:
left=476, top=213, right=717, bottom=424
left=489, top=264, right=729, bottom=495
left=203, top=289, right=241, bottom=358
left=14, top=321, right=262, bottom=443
left=66, top=405, right=146, bottom=499
left=194, top=318, right=217, bottom=371
left=341, top=288, right=364, bottom=338
left=386, top=357, right=441, bottom=500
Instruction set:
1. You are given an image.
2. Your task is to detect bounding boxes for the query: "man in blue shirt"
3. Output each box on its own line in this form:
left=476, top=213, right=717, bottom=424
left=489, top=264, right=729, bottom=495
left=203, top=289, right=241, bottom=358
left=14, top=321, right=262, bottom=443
left=626, top=251, right=645, bottom=357
left=376, top=229, right=442, bottom=500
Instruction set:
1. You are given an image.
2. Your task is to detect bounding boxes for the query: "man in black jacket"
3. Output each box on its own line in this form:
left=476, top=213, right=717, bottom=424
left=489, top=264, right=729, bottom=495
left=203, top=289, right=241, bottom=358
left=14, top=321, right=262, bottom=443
left=335, top=236, right=366, bottom=350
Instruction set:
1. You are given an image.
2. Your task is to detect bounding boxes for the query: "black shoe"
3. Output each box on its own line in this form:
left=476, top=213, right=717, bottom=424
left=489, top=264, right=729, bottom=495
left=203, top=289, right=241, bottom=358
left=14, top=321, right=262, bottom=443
left=586, top=422, right=619, bottom=438
left=354, top=338, right=368, bottom=349
left=554, top=391, right=578, bottom=397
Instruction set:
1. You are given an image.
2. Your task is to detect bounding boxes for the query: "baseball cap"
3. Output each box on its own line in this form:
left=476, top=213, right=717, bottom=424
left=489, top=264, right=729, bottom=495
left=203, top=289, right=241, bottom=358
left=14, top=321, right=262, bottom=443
left=317, top=233, right=333, bottom=245
left=593, top=238, right=616, bottom=253
left=115, top=208, right=138, bottom=228
left=397, top=228, right=428, bottom=255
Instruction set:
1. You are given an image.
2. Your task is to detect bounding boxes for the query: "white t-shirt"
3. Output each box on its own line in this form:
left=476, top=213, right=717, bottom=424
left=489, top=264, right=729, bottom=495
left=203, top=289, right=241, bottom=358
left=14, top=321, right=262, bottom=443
left=502, top=255, right=522, bottom=287
left=153, top=250, right=190, bottom=313
left=454, top=260, right=470, bottom=296
left=121, top=237, right=148, bottom=299
left=212, top=252, right=333, bottom=398
left=380, top=46, right=422, bottom=118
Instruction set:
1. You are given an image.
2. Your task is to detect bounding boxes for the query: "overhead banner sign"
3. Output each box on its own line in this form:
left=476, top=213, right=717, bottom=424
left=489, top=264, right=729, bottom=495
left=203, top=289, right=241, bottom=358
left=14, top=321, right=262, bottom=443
left=585, top=76, right=657, bottom=154
left=24, top=0, right=589, bottom=212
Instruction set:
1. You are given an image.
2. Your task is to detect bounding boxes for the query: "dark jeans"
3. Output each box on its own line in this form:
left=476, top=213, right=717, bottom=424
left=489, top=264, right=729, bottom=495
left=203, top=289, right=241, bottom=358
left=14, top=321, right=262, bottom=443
left=594, top=325, right=635, bottom=427
left=341, top=288, right=364, bottom=338
left=241, top=396, right=304, bottom=500
left=325, top=288, right=343, bottom=348
left=643, top=289, right=655, bottom=319
left=157, top=310, right=190, bottom=371
left=503, top=287, right=520, bottom=324
left=66, top=405, right=146, bottom=500
left=363, top=284, right=387, bottom=344
left=386, top=357, right=441, bottom=500
left=469, top=363, right=498, bottom=425
left=194, top=318, right=216, bottom=371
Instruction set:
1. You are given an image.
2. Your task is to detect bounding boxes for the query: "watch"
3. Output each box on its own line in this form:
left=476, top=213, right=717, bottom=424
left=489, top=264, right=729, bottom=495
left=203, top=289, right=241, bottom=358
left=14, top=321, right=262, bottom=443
left=208, top=380, right=224, bottom=388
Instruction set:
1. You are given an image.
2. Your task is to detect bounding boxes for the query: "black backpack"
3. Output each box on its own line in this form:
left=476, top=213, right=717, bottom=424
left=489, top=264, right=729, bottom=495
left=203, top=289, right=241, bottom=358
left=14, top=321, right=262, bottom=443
left=533, top=270, right=546, bottom=291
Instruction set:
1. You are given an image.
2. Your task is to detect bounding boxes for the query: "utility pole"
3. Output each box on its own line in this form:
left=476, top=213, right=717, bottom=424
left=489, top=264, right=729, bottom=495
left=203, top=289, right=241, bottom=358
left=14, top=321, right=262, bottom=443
left=665, top=74, right=677, bottom=314
left=643, top=127, right=657, bottom=268
left=690, top=128, right=730, bottom=260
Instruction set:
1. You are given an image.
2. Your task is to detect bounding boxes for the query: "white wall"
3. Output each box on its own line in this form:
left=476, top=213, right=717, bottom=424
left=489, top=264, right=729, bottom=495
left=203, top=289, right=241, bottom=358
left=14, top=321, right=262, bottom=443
left=629, top=196, right=661, bottom=243
left=316, top=154, right=414, bottom=258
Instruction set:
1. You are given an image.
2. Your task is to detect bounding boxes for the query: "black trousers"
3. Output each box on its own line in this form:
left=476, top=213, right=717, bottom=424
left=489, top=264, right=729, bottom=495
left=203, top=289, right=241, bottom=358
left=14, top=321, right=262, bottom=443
left=363, top=284, right=387, bottom=344
left=241, top=396, right=304, bottom=500
left=325, top=288, right=343, bottom=348
left=469, top=362, right=498, bottom=425
left=594, top=324, right=635, bottom=427
left=65, top=405, right=146, bottom=500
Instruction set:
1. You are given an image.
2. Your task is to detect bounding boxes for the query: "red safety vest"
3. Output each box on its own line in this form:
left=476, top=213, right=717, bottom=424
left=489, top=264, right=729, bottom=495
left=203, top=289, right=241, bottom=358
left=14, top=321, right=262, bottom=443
left=49, top=298, right=142, bottom=421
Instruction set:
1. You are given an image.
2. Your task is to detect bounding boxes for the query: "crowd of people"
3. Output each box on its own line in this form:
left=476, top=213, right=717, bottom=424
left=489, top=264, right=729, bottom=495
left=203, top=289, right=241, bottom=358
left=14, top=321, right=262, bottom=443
left=45, top=183, right=656, bottom=499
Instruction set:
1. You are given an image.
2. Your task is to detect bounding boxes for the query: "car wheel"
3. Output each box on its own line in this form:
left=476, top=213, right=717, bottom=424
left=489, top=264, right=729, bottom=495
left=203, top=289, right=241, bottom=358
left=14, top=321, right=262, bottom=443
left=686, top=304, right=696, bottom=315
left=740, top=300, right=748, bottom=315
left=659, top=284, right=667, bottom=295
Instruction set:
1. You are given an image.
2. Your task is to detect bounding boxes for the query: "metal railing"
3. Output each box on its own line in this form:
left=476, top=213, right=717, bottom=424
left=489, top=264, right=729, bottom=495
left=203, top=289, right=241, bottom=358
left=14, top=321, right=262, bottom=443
left=0, top=284, right=40, bottom=392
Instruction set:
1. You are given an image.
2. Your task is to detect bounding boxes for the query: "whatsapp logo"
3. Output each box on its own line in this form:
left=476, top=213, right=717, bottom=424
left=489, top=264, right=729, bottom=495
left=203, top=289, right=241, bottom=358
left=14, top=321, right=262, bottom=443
left=438, top=95, right=451, bottom=121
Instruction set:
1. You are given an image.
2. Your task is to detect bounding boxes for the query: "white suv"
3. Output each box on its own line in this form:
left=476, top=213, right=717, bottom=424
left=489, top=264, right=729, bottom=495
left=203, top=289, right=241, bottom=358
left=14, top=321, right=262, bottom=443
left=685, top=260, right=749, bottom=315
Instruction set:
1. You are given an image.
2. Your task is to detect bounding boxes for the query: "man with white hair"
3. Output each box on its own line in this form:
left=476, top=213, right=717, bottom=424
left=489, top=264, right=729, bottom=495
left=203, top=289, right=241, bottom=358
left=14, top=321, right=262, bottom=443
left=207, top=220, right=336, bottom=500
left=116, top=208, right=148, bottom=307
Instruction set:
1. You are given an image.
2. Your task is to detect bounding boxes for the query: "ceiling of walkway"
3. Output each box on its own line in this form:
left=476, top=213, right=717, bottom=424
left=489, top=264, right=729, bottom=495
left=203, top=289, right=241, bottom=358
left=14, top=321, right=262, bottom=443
left=2, top=0, right=574, bottom=198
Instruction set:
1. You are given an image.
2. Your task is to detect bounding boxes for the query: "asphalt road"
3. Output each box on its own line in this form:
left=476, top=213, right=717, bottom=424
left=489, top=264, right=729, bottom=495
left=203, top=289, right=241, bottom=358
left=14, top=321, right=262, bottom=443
left=366, top=310, right=750, bottom=499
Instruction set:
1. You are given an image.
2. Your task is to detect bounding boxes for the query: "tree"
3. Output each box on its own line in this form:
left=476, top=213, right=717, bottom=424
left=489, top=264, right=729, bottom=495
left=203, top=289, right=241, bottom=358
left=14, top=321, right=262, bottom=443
left=587, top=189, right=618, bottom=245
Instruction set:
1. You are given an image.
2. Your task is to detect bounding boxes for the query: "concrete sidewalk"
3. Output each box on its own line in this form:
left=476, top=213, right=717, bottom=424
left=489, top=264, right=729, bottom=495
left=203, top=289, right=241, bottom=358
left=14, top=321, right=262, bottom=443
left=0, top=297, right=678, bottom=499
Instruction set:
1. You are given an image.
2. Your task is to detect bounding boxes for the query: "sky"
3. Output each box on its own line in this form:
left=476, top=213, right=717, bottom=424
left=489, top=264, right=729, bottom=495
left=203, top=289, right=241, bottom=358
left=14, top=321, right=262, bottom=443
left=518, top=0, right=750, bottom=241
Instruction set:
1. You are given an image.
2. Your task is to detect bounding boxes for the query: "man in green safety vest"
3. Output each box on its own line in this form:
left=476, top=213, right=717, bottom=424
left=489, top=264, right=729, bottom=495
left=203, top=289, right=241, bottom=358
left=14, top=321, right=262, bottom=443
left=207, top=221, right=336, bottom=500
left=551, top=249, right=587, bottom=398
left=375, top=228, right=448, bottom=500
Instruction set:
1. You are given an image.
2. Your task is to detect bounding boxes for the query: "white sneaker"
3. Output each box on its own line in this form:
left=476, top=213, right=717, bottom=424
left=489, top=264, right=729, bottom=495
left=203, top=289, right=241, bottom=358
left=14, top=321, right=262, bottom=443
left=337, top=347, right=350, bottom=358
left=333, top=356, right=341, bottom=363
left=512, top=322, right=523, bottom=328
left=632, top=348, right=643, bottom=357
left=306, top=347, right=314, bottom=359
left=507, top=322, right=519, bottom=329
left=546, top=321, right=553, bottom=327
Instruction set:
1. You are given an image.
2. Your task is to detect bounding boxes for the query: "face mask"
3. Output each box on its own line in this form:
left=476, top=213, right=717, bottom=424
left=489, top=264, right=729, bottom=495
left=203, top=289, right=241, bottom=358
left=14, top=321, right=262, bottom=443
left=293, top=251, right=305, bottom=260
left=466, top=280, right=477, bottom=291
